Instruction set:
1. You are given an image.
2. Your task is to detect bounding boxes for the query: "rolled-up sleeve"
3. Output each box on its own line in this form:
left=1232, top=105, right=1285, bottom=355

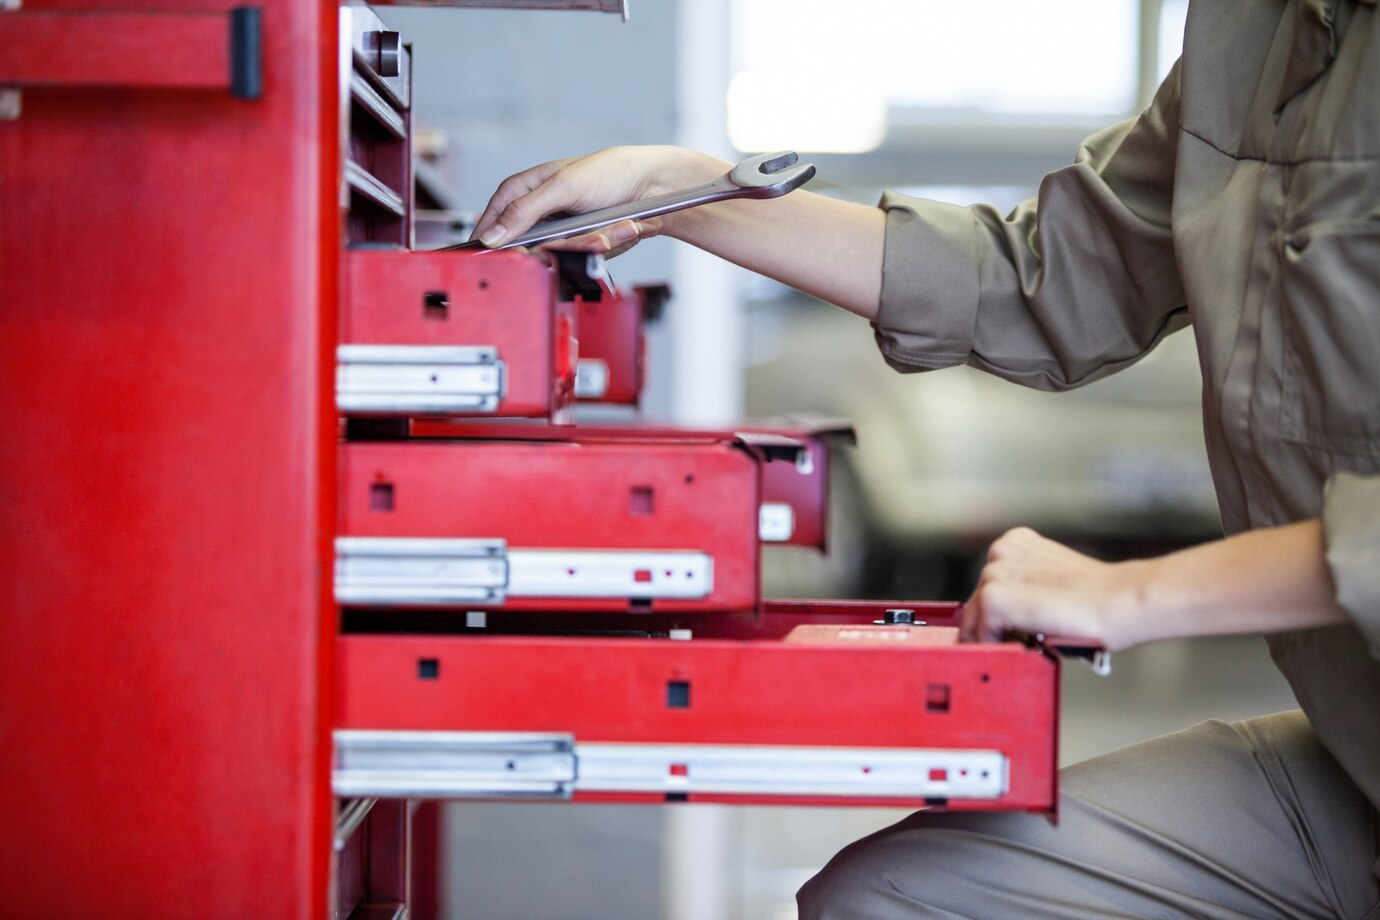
left=1323, top=471, right=1380, bottom=660
left=875, top=63, right=1190, bottom=391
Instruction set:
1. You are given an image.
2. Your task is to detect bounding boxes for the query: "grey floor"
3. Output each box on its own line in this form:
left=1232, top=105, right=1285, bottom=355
left=439, top=634, right=1298, bottom=920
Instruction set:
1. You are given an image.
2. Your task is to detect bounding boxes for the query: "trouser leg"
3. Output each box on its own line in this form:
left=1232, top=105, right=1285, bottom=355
left=797, top=710, right=1380, bottom=920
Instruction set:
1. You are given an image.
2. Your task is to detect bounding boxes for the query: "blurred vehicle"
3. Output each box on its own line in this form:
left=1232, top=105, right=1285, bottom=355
left=746, top=293, right=1222, bottom=599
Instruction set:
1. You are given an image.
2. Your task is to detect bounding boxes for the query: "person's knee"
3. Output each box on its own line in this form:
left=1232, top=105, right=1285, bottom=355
left=795, top=826, right=944, bottom=920
left=796, top=811, right=1040, bottom=919
left=795, top=843, right=889, bottom=920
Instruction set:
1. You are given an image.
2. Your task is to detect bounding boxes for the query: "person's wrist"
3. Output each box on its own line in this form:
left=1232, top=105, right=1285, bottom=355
left=1100, top=559, right=1158, bottom=650
left=654, top=150, right=732, bottom=239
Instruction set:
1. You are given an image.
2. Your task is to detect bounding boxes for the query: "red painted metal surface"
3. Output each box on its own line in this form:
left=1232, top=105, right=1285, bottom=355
left=0, top=1, right=336, bottom=915
left=410, top=800, right=441, bottom=920
left=344, top=248, right=570, bottom=418
left=335, top=611, right=1058, bottom=811
left=0, top=10, right=233, bottom=91
left=339, top=437, right=762, bottom=612
left=759, top=435, right=828, bottom=548
left=747, top=420, right=853, bottom=550
left=410, top=418, right=845, bottom=550
left=572, top=282, right=646, bottom=405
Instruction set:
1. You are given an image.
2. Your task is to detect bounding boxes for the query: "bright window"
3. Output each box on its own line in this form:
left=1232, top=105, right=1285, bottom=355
left=1158, top=0, right=1189, bottom=81
left=729, top=0, right=1141, bottom=152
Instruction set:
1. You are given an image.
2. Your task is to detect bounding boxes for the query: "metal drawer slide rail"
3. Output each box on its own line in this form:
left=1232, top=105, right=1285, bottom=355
left=335, top=537, right=508, bottom=606
left=578, top=744, right=1005, bottom=799
left=335, top=538, right=714, bottom=605
left=334, top=731, right=577, bottom=799
left=333, top=731, right=1007, bottom=801
left=507, top=550, right=712, bottom=599
left=337, top=344, right=506, bottom=414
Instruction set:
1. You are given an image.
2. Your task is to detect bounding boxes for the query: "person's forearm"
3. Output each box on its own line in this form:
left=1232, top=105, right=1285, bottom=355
left=653, top=152, right=885, bottom=321
left=665, top=188, right=885, bottom=321
left=1119, top=519, right=1348, bottom=647
left=966, top=520, right=1350, bottom=650
left=471, top=146, right=887, bottom=319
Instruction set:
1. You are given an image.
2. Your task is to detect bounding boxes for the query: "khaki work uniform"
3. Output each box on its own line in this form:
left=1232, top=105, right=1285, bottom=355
left=800, top=0, right=1380, bottom=916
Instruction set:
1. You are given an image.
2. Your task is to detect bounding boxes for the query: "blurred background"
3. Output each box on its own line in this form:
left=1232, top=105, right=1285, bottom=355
left=377, top=1, right=1297, bottom=916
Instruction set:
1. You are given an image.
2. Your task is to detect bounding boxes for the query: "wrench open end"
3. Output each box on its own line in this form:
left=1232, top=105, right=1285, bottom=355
left=758, top=151, right=800, bottom=174
left=729, top=150, right=816, bottom=200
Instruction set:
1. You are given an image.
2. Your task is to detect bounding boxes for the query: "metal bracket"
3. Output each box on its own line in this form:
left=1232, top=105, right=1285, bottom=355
left=333, top=797, right=378, bottom=852
left=577, top=743, right=1006, bottom=799
left=333, top=732, right=1006, bottom=800
left=336, top=344, right=506, bottom=414
left=335, top=537, right=508, bottom=606
left=1, top=0, right=20, bottom=120
left=335, top=542, right=713, bottom=606
left=507, top=549, right=713, bottom=600
left=1032, top=633, right=1113, bottom=677
left=334, top=731, right=576, bottom=799
left=1062, top=645, right=1113, bottom=677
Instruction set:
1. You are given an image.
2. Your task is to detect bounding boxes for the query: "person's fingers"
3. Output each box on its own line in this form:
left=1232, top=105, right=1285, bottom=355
left=539, top=229, right=617, bottom=255
left=536, top=219, right=658, bottom=260
left=962, top=557, right=1000, bottom=642
left=484, top=184, right=567, bottom=247
left=985, top=526, right=1043, bottom=563
left=470, top=158, right=575, bottom=243
left=959, top=591, right=981, bottom=642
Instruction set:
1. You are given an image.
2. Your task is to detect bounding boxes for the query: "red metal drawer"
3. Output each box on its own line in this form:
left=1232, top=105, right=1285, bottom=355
left=334, top=601, right=1059, bottom=812
left=571, top=283, right=667, bottom=406
left=406, top=419, right=839, bottom=549
left=752, top=419, right=853, bottom=550
left=338, top=437, right=763, bottom=613
left=552, top=251, right=664, bottom=407
left=341, top=249, right=573, bottom=419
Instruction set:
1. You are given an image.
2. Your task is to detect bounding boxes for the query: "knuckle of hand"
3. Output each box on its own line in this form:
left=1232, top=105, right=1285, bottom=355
left=979, top=581, right=1009, bottom=609
left=503, top=197, right=533, bottom=226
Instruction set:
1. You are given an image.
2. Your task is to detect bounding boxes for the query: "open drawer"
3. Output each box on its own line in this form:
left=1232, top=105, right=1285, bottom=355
left=335, top=601, right=1059, bottom=813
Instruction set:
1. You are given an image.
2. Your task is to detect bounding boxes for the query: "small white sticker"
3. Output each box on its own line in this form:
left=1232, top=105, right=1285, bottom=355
left=575, top=359, right=610, bottom=398
left=758, top=503, right=795, bottom=542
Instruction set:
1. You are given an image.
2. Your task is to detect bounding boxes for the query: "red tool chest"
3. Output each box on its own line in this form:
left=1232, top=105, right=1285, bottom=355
left=0, top=1, right=1074, bottom=916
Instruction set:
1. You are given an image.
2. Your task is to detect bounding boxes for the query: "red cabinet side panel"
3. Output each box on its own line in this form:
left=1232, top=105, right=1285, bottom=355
left=0, top=1, right=337, bottom=915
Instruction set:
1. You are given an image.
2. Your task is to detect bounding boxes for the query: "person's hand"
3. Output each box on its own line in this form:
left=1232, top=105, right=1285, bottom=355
left=469, top=145, right=729, bottom=258
left=962, top=527, right=1152, bottom=651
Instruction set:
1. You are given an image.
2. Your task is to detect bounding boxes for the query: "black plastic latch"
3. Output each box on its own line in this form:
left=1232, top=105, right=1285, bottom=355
left=230, top=6, right=263, bottom=101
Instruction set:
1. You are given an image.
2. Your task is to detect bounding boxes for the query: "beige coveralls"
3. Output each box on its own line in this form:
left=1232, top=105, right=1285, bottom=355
left=800, top=0, right=1380, bottom=916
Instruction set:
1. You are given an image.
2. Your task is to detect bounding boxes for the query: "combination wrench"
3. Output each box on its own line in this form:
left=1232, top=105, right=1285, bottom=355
left=445, top=151, right=815, bottom=252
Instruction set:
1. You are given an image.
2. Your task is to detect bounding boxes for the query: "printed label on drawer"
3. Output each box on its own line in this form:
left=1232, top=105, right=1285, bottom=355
left=784, top=624, right=961, bottom=647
